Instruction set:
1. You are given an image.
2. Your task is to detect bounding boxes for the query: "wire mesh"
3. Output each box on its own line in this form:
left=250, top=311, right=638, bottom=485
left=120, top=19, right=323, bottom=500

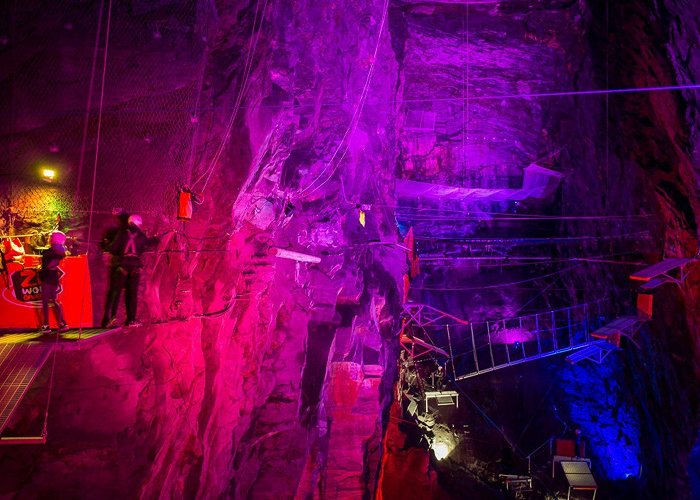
left=0, top=0, right=206, bottom=250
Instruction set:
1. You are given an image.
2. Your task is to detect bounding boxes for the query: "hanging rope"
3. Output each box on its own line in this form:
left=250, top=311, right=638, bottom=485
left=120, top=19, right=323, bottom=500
left=39, top=324, right=65, bottom=442
left=184, top=5, right=212, bottom=184
left=192, top=0, right=270, bottom=194
left=294, top=0, right=390, bottom=199
left=73, top=0, right=106, bottom=210
left=78, top=0, right=114, bottom=336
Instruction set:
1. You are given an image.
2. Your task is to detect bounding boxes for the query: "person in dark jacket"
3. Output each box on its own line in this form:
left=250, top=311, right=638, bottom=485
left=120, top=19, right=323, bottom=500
left=100, top=211, right=129, bottom=327
left=38, top=231, right=69, bottom=333
left=107, top=214, right=159, bottom=327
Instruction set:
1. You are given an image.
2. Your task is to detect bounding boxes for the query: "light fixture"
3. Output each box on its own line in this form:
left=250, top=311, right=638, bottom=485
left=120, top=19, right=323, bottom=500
left=431, top=441, right=450, bottom=460
left=41, top=167, right=57, bottom=183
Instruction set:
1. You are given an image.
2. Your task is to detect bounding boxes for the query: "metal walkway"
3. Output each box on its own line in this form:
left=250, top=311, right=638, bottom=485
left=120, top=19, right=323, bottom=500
left=0, top=344, right=53, bottom=436
left=399, top=300, right=614, bottom=380
left=0, top=327, right=119, bottom=349
left=0, top=327, right=119, bottom=439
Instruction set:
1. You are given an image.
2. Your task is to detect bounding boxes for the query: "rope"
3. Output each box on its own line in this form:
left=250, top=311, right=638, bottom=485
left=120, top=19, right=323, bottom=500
left=193, top=0, right=269, bottom=193
left=184, top=3, right=213, bottom=184
left=79, top=0, right=113, bottom=336
left=295, top=0, right=390, bottom=199
left=447, top=325, right=457, bottom=381
left=412, top=230, right=651, bottom=243
left=394, top=83, right=700, bottom=104
left=73, top=0, right=106, bottom=210
left=41, top=325, right=64, bottom=440
left=13, top=82, right=700, bottom=118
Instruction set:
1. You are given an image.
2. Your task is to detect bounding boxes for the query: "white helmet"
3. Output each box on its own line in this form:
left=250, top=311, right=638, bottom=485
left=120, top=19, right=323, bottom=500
left=50, top=231, right=67, bottom=245
left=128, top=215, right=143, bottom=227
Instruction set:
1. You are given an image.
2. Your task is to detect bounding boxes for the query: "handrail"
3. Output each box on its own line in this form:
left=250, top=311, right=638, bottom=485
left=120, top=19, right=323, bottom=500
left=400, top=299, right=613, bottom=380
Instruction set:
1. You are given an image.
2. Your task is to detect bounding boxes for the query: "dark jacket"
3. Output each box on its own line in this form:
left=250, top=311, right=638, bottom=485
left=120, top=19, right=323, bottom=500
left=109, top=226, right=159, bottom=271
left=100, top=214, right=130, bottom=255
left=39, top=244, right=66, bottom=285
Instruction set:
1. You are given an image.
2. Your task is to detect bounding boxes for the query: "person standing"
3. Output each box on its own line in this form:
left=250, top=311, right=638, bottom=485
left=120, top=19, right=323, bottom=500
left=100, top=211, right=129, bottom=327
left=38, top=231, right=69, bottom=333
left=107, top=214, right=159, bottom=327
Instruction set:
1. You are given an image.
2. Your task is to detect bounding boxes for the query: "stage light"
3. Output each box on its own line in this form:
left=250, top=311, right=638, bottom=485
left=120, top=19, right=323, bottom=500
left=41, top=167, right=57, bottom=183
left=432, top=441, right=450, bottom=460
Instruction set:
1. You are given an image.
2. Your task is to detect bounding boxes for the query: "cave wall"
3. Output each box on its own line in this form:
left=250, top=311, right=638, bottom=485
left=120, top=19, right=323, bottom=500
left=2, top=0, right=403, bottom=497
left=1, top=0, right=699, bottom=498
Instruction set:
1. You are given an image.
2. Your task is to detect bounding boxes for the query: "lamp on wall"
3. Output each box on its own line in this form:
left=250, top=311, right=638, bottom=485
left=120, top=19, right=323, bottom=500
left=40, top=167, right=57, bottom=183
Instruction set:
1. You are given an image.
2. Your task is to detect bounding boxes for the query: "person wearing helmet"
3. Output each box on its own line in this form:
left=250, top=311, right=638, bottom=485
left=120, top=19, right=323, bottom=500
left=100, top=210, right=130, bottom=328
left=106, top=214, right=159, bottom=327
left=38, top=231, right=70, bottom=333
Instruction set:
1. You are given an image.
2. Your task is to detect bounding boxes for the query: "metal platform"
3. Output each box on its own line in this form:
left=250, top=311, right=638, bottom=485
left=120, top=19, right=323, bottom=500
left=561, top=460, right=597, bottom=499
left=0, top=344, right=53, bottom=435
left=0, top=327, right=120, bottom=440
left=565, top=341, right=617, bottom=365
left=0, top=327, right=120, bottom=349
left=630, top=257, right=696, bottom=286
left=589, top=316, right=646, bottom=348
left=424, top=390, right=459, bottom=412
left=639, top=277, right=667, bottom=291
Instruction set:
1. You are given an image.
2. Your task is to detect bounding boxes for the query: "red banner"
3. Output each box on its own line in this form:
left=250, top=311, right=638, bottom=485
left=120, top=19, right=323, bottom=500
left=0, top=255, right=93, bottom=329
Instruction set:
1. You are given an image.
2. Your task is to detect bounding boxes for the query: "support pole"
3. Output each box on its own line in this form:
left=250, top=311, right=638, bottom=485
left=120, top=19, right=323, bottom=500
left=471, top=323, right=479, bottom=372
left=487, top=322, right=495, bottom=369
left=446, top=325, right=457, bottom=381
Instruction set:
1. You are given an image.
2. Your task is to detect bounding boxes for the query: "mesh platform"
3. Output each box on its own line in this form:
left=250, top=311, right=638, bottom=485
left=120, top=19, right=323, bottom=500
left=0, top=344, right=53, bottom=435
left=0, top=328, right=120, bottom=346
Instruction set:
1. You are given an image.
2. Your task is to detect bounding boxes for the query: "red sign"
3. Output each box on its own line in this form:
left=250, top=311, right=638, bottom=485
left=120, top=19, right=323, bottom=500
left=0, top=255, right=93, bottom=329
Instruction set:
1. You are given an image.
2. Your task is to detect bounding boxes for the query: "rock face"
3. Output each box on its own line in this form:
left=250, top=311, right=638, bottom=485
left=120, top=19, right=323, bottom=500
left=0, top=0, right=699, bottom=498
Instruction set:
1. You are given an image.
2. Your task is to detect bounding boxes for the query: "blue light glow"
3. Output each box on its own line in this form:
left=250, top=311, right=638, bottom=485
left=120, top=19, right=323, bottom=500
left=560, top=362, right=642, bottom=481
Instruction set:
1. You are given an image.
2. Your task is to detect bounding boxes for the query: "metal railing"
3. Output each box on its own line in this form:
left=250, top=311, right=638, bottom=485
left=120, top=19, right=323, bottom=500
left=399, top=300, right=610, bottom=380
left=453, top=300, right=606, bottom=380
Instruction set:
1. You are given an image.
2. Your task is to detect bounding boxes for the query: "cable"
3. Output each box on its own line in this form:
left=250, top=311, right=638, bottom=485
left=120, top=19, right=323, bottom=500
left=19, top=82, right=700, bottom=117
left=396, top=82, right=700, bottom=104
left=393, top=204, right=654, bottom=218
left=412, top=230, right=651, bottom=244
left=79, top=0, right=113, bottom=334
left=394, top=213, right=654, bottom=222
left=411, top=263, right=582, bottom=291
left=185, top=3, right=213, bottom=184
left=295, top=0, right=390, bottom=199
left=192, top=0, right=269, bottom=193
left=73, top=0, right=105, bottom=210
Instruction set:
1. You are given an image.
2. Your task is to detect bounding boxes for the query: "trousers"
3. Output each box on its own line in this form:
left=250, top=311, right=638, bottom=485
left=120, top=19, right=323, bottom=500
left=42, top=283, right=65, bottom=326
left=117, top=266, right=140, bottom=323
left=102, top=265, right=122, bottom=325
